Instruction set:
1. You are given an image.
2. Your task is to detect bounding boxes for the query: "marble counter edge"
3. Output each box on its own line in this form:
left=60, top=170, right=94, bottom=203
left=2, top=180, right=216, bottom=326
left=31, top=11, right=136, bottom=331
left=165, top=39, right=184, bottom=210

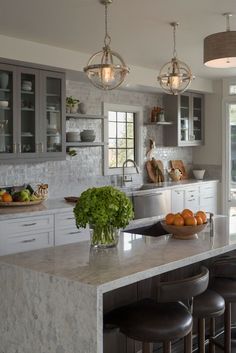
left=0, top=199, right=74, bottom=220
left=97, top=242, right=235, bottom=294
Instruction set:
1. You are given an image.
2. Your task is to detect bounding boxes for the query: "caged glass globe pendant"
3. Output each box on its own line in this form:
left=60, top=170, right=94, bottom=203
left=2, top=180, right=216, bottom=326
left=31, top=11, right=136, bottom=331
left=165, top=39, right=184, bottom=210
left=158, top=22, right=194, bottom=95
left=84, top=0, right=129, bottom=90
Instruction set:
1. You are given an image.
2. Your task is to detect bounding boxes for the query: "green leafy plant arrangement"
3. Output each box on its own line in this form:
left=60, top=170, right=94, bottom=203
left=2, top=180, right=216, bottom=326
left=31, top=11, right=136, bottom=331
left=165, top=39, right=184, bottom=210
left=66, top=96, right=80, bottom=108
left=73, top=186, right=134, bottom=247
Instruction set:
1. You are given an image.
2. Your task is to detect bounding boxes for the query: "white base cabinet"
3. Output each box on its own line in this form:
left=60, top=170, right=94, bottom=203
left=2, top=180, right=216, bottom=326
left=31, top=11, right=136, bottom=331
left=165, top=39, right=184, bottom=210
left=171, top=182, right=218, bottom=214
left=54, top=211, right=89, bottom=246
left=0, top=210, right=89, bottom=255
left=0, top=214, right=54, bottom=255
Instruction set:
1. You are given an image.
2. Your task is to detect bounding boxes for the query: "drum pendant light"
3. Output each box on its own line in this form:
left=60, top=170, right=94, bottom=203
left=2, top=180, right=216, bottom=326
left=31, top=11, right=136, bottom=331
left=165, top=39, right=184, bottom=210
left=158, top=22, right=194, bottom=95
left=84, top=0, right=129, bottom=90
left=204, top=13, right=236, bottom=68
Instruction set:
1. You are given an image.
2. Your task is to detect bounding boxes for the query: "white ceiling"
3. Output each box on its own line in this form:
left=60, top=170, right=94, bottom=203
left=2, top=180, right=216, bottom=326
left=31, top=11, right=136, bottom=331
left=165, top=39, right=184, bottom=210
left=1, top=0, right=236, bottom=80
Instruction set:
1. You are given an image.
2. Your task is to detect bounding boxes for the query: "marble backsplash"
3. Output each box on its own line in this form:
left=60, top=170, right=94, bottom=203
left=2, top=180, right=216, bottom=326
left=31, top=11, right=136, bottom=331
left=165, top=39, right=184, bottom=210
left=0, top=80, right=209, bottom=198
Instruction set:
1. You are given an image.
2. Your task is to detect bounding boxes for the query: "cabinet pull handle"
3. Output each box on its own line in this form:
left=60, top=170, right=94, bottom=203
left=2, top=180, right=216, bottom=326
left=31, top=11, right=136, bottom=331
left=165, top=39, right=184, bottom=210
left=39, top=143, right=44, bottom=153
left=13, top=143, right=17, bottom=153
left=21, top=238, right=36, bottom=243
left=204, top=196, right=213, bottom=199
left=66, top=217, right=74, bottom=220
left=188, top=199, right=195, bottom=202
left=18, top=143, right=21, bottom=153
left=36, top=143, right=39, bottom=153
left=22, top=222, right=37, bottom=227
left=68, top=231, right=81, bottom=235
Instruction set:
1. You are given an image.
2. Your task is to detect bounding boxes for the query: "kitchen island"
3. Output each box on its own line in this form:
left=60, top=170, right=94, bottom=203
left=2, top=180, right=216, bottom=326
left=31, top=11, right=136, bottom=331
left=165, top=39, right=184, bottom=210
left=0, top=215, right=234, bottom=353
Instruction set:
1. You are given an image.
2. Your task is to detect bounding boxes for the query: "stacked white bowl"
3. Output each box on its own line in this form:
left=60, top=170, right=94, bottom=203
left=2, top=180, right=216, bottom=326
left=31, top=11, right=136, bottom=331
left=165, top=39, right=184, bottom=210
left=22, top=81, right=32, bottom=91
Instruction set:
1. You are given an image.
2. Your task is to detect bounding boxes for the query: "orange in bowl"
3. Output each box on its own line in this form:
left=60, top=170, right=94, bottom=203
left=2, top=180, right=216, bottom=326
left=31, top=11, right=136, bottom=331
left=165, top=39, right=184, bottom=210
left=184, top=216, right=197, bottom=226
left=165, top=213, right=175, bottom=225
left=173, top=214, right=184, bottom=226
left=182, top=209, right=194, bottom=218
left=195, top=215, right=203, bottom=225
left=196, top=211, right=207, bottom=224
left=1, top=192, right=13, bottom=202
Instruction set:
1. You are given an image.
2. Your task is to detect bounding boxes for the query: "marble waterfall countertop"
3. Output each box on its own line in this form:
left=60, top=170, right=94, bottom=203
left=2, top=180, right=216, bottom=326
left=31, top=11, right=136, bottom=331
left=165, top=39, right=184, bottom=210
left=0, top=215, right=232, bottom=294
left=0, top=214, right=233, bottom=353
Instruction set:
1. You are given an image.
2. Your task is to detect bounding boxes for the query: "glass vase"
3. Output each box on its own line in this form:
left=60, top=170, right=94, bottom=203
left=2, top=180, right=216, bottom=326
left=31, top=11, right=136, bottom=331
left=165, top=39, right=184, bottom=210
left=90, top=225, right=120, bottom=248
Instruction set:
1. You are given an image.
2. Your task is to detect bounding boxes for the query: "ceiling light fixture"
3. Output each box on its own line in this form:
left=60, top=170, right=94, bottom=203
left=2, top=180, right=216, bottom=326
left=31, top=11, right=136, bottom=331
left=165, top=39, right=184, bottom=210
left=84, top=0, right=129, bottom=90
left=158, top=22, right=194, bottom=95
left=204, top=13, right=236, bottom=68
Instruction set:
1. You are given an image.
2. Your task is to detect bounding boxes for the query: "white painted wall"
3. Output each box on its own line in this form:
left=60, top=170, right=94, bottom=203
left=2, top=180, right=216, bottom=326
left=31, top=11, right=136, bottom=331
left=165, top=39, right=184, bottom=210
left=192, top=80, right=222, bottom=165
left=0, top=34, right=213, bottom=94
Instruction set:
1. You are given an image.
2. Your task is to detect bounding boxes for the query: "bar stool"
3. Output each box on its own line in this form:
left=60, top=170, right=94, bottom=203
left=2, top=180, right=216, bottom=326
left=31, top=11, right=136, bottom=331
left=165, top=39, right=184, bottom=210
left=210, top=258, right=236, bottom=353
left=193, top=289, right=225, bottom=353
left=104, top=266, right=209, bottom=353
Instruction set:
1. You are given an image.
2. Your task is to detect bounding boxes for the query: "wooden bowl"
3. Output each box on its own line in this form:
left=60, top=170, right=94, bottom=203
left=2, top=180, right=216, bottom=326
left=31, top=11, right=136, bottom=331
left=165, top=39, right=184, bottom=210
left=161, top=221, right=207, bottom=240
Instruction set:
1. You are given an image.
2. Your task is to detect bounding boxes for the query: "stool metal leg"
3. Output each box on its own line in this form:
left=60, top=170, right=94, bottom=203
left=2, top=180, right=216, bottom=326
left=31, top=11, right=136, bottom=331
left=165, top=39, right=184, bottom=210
left=225, top=302, right=231, bottom=353
left=163, top=341, right=171, bottom=353
left=142, top=342, right=151, bottom=353
left=184, top=330, right=192, bottom=353
left=198, top=318, right=205, bottom=353
left=209, top=317, right=216, bottom=353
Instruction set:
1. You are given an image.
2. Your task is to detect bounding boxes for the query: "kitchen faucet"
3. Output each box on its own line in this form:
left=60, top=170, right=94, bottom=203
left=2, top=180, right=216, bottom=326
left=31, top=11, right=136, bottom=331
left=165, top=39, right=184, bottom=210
left=122, top=159, right=139, bottom=186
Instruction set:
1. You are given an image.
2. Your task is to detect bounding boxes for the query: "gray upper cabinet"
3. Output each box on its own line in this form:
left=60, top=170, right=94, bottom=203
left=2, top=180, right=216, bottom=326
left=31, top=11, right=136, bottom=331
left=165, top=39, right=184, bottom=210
left=0, top=61, right=65, bottom=162
left=163, top=92, right=204, bottom=147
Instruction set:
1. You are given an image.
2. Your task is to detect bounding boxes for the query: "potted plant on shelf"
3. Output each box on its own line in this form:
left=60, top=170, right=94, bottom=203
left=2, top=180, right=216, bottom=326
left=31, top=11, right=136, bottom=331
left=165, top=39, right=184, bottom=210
left=73, top=186, right=134, bottom=248
left=66, top=96, right=80, bottom=114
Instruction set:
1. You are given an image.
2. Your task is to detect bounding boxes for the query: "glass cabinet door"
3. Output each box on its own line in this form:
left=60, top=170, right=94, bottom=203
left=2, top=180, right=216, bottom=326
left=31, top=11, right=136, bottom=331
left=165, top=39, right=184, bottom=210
left=192, top=95, right=203, bottom=142
left=20, top=70, right=38, bottom=154
left=0, top=67, right=15, bottom=155
left=180, top=94, right=190, bottom=142
left=45, top=74, right=64, bottom=153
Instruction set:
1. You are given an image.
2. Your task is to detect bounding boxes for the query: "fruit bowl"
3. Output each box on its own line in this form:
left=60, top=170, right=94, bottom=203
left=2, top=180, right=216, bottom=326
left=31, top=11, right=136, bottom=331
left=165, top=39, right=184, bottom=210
left=161, top=221, right=207, bottom=240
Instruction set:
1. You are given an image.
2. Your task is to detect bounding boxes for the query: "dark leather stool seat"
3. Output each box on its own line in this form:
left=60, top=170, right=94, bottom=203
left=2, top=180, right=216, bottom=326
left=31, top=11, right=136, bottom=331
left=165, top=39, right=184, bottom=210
left=105, top=266, right=209, bottom=353
left=193, top=289, right=225, bottom=353
left=210, top=257, right=236, bottom=353
left=106, top=299, right=192, bottom=342
left=193, top=289, right=225, bottom=318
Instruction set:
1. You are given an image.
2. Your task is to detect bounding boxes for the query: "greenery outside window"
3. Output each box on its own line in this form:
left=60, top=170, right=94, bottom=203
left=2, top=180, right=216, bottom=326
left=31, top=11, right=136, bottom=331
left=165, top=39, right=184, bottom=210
left=103, top=103, right=143, bottom=175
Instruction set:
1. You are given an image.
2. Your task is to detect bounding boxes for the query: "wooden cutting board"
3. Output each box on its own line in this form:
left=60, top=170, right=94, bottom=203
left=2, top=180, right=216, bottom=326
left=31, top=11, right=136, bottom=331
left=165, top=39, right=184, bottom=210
left=146, top=159, right=164, bottom=183
left=170, top=160, right=188, bottom=179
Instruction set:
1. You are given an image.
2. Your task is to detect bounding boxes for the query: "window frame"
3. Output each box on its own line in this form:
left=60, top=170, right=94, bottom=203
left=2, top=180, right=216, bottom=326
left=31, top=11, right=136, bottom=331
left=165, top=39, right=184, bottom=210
left=103, top=103, right=143, bottom=176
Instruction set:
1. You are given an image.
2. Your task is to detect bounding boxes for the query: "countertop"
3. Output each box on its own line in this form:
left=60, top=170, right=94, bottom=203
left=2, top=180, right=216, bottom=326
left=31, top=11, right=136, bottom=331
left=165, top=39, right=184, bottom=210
left=0, top=215, right=234, bottom=294
left=0, top=179, right=219, bottom=220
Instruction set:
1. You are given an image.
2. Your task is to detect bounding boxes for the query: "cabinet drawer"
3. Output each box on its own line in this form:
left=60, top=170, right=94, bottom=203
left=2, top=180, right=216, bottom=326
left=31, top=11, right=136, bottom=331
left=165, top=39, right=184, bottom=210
left=55, top=212, right=76, bottom=230
left=5, top=231, right=53, bottom=255
left=171, top=189, right=184, bottom=213
left=55, top=227, right=89, bottom=246
left=185, top=188, right=199, bottom=200
left=200, top=184, right=217, bottom=197
left=0, top=215, right=53, bottom=235
left=185, top=198, right=199, bottom=212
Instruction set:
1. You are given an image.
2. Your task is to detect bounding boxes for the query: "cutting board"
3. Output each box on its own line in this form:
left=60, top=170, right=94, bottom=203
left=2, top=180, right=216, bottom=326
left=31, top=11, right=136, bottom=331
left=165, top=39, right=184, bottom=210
left=146, top=159, right=164, bottom=183
left=170, top=160, right=188, bottom=179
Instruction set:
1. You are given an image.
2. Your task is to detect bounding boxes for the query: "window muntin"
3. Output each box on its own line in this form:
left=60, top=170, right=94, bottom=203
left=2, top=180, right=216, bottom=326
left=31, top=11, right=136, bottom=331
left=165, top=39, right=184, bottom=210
left=108, top=111, right=135, bottom=168
left=230, top=85, right=236, bottom=95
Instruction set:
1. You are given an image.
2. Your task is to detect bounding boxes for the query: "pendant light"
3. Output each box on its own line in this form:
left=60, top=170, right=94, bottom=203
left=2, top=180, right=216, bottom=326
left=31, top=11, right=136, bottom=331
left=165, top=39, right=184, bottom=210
left=158, top=22, right=194, bottom=95
left=204, top=13, right=236, bottom=68
left=84, top=0, right=129, bottom=90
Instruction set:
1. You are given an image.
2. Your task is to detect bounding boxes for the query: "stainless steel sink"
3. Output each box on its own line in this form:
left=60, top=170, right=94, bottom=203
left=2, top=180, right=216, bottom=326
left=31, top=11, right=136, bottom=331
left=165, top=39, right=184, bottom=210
left=126, top=221, right=168, bottom=237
